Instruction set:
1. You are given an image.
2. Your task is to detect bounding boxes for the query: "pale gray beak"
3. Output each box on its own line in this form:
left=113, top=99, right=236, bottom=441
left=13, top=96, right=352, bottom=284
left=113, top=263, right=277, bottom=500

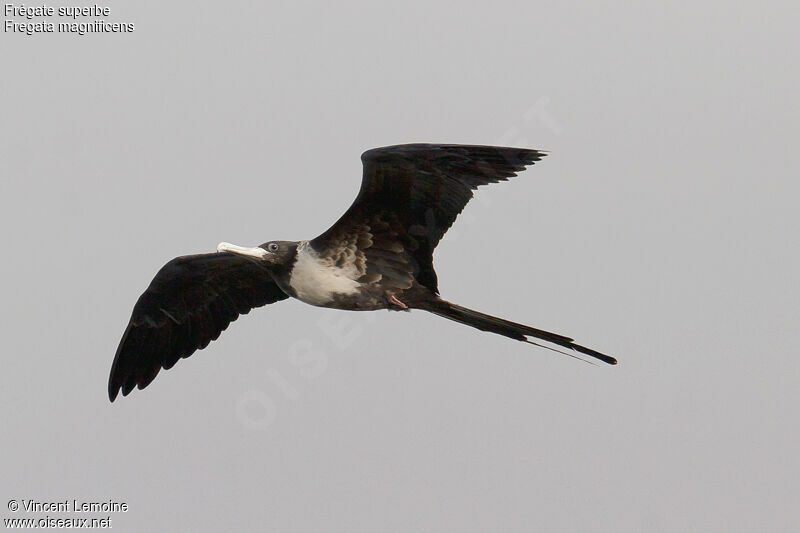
left=216, top=242, right=268, bottom=260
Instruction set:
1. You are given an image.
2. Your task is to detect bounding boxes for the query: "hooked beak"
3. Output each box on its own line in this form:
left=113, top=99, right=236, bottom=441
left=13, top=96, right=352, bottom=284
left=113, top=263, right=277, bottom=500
left=217, top=242, right=269, bottom=260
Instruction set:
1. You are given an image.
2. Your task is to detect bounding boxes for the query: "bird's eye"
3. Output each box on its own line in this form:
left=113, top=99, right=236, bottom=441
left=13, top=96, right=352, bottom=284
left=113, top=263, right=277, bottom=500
left=268, top=243, right=279, bottom=252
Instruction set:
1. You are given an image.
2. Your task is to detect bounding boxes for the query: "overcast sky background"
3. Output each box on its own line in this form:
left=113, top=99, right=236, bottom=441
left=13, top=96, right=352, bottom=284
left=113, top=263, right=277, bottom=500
left=2, top=1, right=798, bottom=531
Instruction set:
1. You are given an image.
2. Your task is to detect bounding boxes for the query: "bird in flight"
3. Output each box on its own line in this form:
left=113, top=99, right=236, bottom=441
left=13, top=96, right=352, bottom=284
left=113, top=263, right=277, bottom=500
left=108, top=144, right=616, bottom=401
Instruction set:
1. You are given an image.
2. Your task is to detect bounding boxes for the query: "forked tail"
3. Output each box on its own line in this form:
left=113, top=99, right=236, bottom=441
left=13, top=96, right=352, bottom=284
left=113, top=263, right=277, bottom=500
left=419, top=299, right=617, bottom=365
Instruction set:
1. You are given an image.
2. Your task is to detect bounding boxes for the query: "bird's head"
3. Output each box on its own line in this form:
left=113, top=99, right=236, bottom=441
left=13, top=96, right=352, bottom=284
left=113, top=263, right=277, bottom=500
left=216, top=240, right=298, bottom=267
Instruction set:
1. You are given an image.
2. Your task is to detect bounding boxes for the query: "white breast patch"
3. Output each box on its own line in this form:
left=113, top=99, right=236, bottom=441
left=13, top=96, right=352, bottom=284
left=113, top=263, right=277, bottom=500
left=289, top=242, right=361, bottom=306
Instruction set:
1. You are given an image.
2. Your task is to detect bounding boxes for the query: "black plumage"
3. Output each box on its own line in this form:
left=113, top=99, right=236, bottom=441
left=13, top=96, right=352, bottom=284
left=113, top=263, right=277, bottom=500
left=108, top=253, right=288, bottom=401
left=314, top=144, right=546, bottom=293
left=109, top=144, right=615, bottom=402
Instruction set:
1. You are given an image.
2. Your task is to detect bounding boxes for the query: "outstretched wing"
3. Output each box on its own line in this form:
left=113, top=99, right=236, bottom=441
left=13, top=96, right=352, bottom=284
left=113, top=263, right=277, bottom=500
left=311, top=144, right=546, bottom=293
left=108, top=252, right=289, bottom=401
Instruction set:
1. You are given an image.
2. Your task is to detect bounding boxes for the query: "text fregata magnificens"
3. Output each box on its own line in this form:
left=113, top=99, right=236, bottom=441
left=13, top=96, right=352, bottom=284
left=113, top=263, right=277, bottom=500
left=108, top=144, right=616, bottom=401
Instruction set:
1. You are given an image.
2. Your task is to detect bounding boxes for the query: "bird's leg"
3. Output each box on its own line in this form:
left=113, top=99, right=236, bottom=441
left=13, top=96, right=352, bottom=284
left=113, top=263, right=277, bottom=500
left=386, top=293, right=408, bottom=310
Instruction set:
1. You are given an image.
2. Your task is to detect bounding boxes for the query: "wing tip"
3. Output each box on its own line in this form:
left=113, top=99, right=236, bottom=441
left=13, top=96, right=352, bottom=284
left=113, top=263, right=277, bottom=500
left=361, top=143, right=549, bottom=163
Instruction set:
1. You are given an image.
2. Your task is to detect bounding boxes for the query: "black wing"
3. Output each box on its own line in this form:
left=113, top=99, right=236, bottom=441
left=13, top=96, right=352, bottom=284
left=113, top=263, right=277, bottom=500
left=311, top=144, right=546, bottom=293
left=108, top=252, right=289, bottom=401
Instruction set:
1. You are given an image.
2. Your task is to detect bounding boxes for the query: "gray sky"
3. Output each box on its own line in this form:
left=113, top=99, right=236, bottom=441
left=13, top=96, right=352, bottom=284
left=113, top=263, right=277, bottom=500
left=2, top=1, right=798, bottom=531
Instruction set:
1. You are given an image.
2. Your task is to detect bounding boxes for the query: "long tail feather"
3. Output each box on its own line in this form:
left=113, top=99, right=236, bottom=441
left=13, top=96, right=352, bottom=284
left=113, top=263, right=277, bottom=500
left=419, top=299, right=617, bottom=365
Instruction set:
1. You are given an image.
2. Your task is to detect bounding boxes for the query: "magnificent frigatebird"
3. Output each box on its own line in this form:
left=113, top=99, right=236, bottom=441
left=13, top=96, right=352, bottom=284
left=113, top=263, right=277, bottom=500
left=108, top=144, right=616, bottom=401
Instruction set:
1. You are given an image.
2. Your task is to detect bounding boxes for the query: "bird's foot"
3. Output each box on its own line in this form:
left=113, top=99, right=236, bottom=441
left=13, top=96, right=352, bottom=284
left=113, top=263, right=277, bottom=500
left=387, top=294, right=408, bottom=310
